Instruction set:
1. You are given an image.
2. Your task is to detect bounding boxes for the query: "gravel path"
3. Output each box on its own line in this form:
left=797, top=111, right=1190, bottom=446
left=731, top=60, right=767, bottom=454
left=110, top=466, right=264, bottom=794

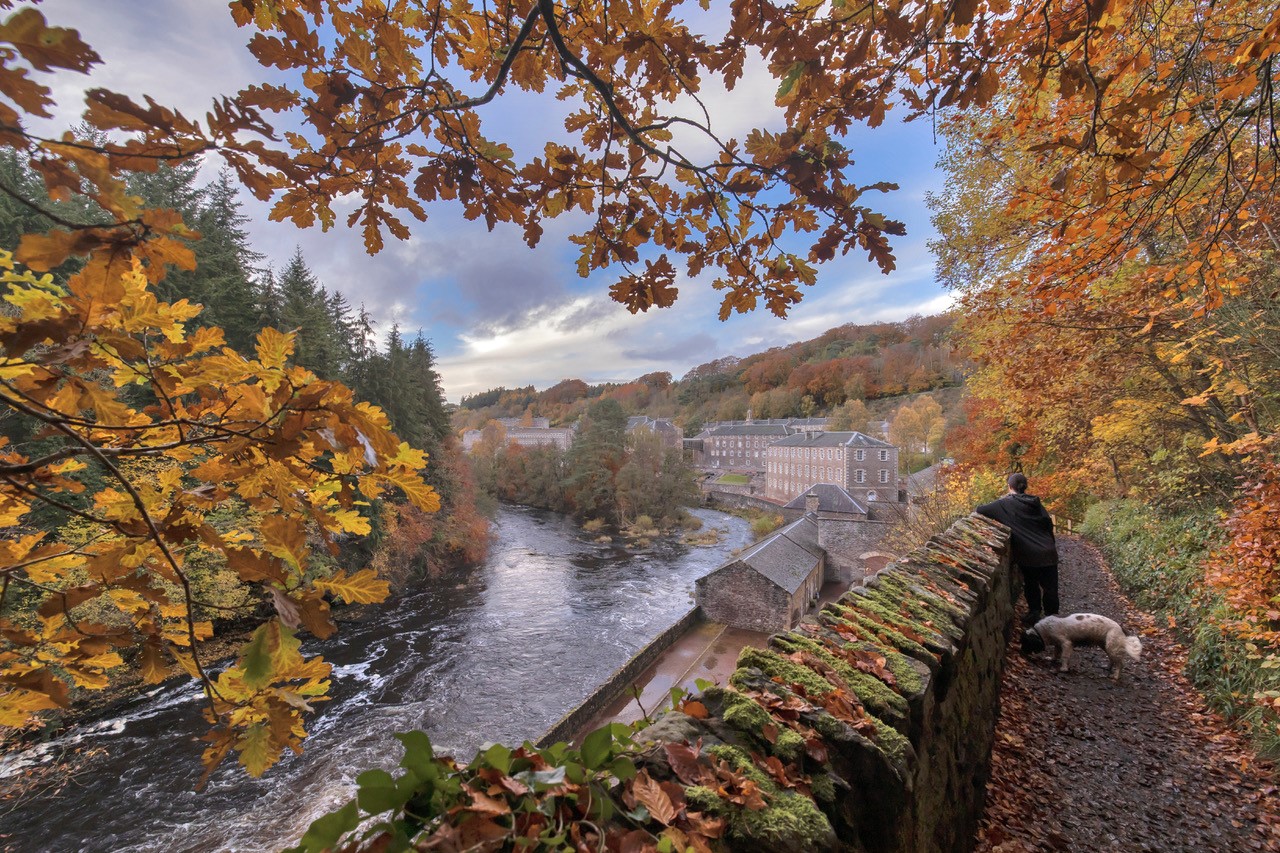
left=975, top=536, right=1280, bottom=852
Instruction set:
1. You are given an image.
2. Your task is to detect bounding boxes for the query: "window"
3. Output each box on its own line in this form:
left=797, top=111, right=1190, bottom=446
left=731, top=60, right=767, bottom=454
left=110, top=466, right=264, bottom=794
left=879, top=449, right=889, bottom=461
left=856, top=470, right=866, bottom=483
left=855, top=449, right=865, bottom=461
left=879, top=469, right=890, bottom=483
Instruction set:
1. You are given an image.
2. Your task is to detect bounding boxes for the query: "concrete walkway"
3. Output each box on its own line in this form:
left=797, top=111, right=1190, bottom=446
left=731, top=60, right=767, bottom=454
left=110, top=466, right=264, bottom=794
left=572, top=621, right=770, bottom=736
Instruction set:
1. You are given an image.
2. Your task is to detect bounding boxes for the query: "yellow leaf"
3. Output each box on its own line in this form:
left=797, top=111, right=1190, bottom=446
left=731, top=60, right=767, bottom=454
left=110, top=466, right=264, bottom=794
left=375, top=468, right=440, bottom=512
left=237, top=722, right=278, bottom=777
left=329, top=507, right=372, bottom=535
left=140, top=640, right=169, bottom=684
left=0, top=689, right=63, bottom=727
left=313, top=568, right=390, bottom=605
left=0, top=493, right=32, bottom=526
left=255, top=326, right=295, bottom=371
left=261, top=515, right=308, bottom=572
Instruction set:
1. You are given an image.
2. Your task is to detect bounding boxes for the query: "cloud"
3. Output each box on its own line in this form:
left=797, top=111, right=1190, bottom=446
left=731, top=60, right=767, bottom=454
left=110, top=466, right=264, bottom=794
left=620, top=332, right=718, bottom=363
left=37, top=2, right=262, bottom=135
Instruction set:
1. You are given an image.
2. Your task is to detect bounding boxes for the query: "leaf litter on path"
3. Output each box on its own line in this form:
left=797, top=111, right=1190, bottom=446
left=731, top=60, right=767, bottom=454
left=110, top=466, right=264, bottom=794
left=975, top=537, right=1280, bottom=852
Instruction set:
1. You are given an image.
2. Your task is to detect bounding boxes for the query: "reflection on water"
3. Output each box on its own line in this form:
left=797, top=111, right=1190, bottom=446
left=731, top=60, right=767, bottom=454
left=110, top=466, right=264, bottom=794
left=0, top=505, right=752, bottom=853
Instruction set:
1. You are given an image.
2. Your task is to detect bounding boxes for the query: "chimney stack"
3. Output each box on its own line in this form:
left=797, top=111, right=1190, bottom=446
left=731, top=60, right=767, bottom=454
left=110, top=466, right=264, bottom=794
left=805, top=491, right=820, bottom=514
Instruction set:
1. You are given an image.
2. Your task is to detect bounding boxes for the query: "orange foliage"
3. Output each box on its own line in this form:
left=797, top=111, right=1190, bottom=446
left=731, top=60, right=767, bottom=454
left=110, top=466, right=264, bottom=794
left=1206, top=464, right=1280, bottom=651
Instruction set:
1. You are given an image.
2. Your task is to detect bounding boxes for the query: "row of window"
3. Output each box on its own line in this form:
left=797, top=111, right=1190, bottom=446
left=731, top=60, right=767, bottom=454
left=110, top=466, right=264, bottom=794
left=766, top=447, right=892, bottom=462
left=765, top=462, right=892, bottom=482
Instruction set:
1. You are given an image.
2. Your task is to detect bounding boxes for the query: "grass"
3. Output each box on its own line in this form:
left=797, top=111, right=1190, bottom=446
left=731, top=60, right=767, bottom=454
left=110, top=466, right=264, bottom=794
left=715, top=473, right=751, bottom=485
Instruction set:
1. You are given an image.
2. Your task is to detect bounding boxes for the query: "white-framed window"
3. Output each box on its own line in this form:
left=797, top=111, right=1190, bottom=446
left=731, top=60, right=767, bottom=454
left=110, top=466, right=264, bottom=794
left=856, top=470, right=866, bottom=483
left=879, top=469, right=890, bottom=483
left=855, top=449, right=865, bottom=461
left=879, top=450, right=889, bottom=461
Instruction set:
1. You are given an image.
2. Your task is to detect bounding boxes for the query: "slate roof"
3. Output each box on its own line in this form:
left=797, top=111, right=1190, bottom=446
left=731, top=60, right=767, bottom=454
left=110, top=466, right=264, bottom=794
left=706, top=424, right=794, bottom=437
left=908, top=463, right=941, bottom=494
left=769, top=430, right=894, bottom=448
left=784, top=483, right=868, bottom=516
left=705, top=417, right=829, bottom=429
left=734, top=516, right=822, bottom=593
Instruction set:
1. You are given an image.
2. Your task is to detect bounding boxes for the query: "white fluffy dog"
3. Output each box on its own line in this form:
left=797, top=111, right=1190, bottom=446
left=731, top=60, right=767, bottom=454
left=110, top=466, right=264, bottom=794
left=1022, top=613, right=1143, bottom=682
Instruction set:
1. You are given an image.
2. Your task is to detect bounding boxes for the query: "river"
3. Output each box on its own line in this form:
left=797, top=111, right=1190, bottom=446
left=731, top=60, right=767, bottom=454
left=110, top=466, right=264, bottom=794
left=0, top=505, right=753, bottom=853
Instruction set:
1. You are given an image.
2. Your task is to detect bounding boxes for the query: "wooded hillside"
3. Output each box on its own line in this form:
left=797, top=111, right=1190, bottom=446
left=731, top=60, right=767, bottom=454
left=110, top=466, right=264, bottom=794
left=454, top=313, right=964, bottom=434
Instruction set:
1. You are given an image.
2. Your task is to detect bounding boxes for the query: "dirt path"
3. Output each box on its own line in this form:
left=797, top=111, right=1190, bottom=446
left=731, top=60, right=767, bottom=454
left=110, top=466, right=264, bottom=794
left=976, top=537, right=1280, bottom=852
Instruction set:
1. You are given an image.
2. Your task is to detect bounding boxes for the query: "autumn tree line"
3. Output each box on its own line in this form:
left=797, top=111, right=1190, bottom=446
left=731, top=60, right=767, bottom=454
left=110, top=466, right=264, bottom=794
left=925, top=1, right=1280, bottom=752
left=454, top=314, right=962, bottom=444
left=0, top=144, right=487, bottom=775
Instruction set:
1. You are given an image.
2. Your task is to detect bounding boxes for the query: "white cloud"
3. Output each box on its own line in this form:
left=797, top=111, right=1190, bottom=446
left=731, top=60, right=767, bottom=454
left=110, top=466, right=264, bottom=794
left=35, top=2, right=262, bottom=135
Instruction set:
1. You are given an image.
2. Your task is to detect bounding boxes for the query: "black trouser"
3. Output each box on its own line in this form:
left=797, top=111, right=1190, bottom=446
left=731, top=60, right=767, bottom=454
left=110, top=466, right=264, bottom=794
left=1020, top=563, right=1059, bottom=618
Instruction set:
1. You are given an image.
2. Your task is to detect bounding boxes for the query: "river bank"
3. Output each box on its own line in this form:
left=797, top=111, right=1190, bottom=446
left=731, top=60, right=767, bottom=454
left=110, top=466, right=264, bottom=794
left=0, top=505, right=753, bottom=853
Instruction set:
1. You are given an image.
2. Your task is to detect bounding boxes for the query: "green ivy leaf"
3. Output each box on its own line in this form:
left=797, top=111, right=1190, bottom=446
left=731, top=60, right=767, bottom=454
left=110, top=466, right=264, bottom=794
left=357, top=768, right=404, bottom=814
left=395, top=730, right=437, bottom=781
left=296, top=801, right=359, bottom=853
left=483, top=742, right=512, bottom=774
left=580, top=725, right=612, bottom=770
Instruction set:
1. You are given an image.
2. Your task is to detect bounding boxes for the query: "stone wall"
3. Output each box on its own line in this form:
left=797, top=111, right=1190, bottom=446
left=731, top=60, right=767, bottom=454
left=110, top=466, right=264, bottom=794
left=703, top=489, right=806, bottom=522
left=817, top=516, right=894, bottom=585
left=536, top=607, right=704, bottom=747
left=335, top=515, right=1015, bottom=852
left=633, top=513, right=1013, bottom=852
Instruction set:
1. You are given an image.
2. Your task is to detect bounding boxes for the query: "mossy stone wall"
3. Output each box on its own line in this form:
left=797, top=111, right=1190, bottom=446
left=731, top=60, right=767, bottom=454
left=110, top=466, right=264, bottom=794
left=636, top=513, right=1013, bottom=852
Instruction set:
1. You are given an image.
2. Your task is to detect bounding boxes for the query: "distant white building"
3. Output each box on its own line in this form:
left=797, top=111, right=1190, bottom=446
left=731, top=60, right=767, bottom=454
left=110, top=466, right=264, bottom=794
left=462, top=421, right=574, bottom=452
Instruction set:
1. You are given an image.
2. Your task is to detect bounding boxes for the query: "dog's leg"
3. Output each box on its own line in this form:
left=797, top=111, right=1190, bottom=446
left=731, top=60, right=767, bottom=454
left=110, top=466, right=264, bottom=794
left=1110, top=655, right=1123, bottom=683
left=1059, top=640, right=1072, bottom=672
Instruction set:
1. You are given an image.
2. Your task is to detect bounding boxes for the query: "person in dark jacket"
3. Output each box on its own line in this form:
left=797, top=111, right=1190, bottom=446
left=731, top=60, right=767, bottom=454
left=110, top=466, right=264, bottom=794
left=977, top=473, right=1059, bottom=625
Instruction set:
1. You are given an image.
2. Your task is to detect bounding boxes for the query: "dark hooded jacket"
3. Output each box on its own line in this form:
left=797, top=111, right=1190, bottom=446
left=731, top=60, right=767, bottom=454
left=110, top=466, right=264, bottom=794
left=976, top=492, right=1058, bottom=567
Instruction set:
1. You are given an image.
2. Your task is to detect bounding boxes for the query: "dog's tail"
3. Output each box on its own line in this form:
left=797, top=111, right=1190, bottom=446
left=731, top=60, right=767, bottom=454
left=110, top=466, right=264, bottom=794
left=1124, top=635, right=1142, bottom=660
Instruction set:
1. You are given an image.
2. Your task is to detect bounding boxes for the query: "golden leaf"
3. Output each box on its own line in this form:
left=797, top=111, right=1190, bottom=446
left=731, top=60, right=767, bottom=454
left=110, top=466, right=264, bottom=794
left=313, top=568, right=390, bottom=605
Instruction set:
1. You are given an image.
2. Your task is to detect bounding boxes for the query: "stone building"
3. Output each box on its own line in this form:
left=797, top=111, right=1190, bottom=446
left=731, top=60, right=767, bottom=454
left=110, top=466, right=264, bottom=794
left=462, top=423, right=575, bottom=452
left=764, top=431, right=900, bottom=504
left=626, top=416, right=682, bottom=449
left=784, top=484, right=896, bottom=584
left=695, top=516, right=825, bottom=632
left=691, top=423, right=794, bottom=471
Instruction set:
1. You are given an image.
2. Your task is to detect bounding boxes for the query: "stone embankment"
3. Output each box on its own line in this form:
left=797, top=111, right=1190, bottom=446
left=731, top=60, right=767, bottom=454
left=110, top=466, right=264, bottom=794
left=628, top=512, right=1014, bottom=851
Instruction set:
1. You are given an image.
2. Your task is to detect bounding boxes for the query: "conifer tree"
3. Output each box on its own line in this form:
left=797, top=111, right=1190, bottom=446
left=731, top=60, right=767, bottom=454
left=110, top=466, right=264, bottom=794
left=277, top=249, right=341, bottom=378
left=565, top=398, right=627, bottom=522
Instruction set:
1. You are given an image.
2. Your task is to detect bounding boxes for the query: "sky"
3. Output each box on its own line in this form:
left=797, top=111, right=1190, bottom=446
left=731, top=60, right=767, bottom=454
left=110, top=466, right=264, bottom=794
left=36, top=1, right=954, bottom=401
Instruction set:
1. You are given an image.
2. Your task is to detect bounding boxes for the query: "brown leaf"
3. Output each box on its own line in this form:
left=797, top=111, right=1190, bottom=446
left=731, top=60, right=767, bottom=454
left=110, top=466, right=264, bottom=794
left=619, top=830, right=656, bottom=853
left=664, top=741, right=710, bottom=786
left=632, top=769, right=680, bottom=826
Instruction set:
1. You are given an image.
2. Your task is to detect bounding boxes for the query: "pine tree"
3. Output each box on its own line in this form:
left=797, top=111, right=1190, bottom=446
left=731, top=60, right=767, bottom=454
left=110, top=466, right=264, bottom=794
left=277, top=248, right=341, bottom=378
left=190, top=171, right=263, bottom=352
left=565, top=398, right=627, bottom=523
